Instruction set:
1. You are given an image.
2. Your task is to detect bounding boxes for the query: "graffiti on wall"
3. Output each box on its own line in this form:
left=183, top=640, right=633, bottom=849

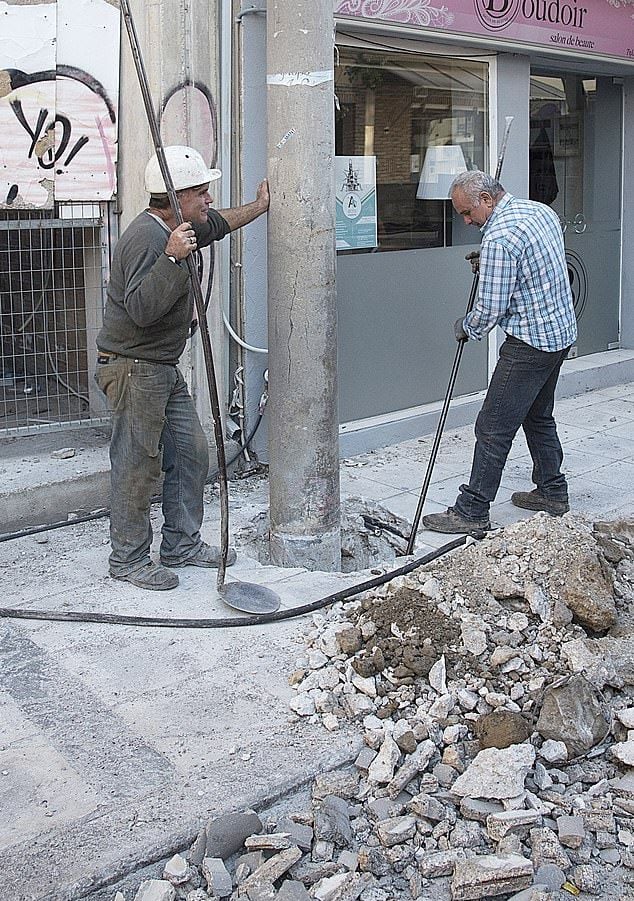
left=0, top=0, right=120, bottom=209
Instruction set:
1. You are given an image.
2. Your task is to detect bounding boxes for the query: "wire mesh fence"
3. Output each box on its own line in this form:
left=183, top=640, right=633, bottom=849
left=0, top=202, right=115, bottom=435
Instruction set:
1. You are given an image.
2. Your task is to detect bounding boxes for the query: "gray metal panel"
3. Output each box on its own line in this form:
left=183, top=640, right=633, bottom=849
left=337, top=246, right=488, bottom=422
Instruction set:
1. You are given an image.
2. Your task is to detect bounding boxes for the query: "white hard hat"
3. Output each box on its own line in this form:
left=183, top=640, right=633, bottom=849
left=144, top=145, right=221, bottom=194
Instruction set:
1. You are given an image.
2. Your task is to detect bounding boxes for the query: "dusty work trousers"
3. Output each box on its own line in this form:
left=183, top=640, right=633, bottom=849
left=95, top=357, right=209, bottom=576
left=454, top=335, right=570, bottom=522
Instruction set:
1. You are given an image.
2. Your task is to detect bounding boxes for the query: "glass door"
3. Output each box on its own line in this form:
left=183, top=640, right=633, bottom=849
left=530, top=72, right=622, bottom=357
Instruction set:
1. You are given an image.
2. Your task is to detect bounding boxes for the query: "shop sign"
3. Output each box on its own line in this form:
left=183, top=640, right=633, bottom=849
left=335, top=0, right=634, bottom=62
left=335, top=156, right=378, bottom=251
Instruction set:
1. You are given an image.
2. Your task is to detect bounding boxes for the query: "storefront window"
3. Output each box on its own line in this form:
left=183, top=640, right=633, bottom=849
left=335, top=48, right=489, bottom=253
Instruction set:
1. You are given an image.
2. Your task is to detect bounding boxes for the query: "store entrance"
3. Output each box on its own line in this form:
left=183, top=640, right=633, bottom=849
left=529, top=71, right=622, bottom=356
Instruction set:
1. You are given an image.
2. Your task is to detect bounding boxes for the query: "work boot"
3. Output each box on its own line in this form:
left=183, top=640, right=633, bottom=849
left=511, top=489, right=569, bottom=516
left=161, top=541, right=237, bottom=569
left=112, top=561, right=179, bottom=591
left=422, top=506, right=490, bottom=538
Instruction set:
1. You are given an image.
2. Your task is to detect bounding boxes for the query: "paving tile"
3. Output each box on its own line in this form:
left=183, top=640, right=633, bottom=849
left=556, top=397, right=634, bottom=430
left=568, top=475, right=634, bottom=517
left=579, top=460, right=634, bottom=491
left=563, top=431, right=634, bottom=462
left=0, top=732, right=97, bottom=849
left=591, top=382, right=634, bottom=400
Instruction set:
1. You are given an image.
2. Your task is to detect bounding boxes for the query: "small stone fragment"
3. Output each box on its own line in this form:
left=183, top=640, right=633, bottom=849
left=557, top=815, right=585, bottom=849
left=133, top=882, right=176, bottom=901
left=161, top=853, right=189, bottom=886
left=202, top=858, right=232, bottom=898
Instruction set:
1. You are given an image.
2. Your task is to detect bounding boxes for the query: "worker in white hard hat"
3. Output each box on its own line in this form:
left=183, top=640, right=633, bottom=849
left=95, top=145, right=269, bottom=591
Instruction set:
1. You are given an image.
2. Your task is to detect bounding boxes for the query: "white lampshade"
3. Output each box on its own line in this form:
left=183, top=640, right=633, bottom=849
left=416, top=144, right=468, bottom=200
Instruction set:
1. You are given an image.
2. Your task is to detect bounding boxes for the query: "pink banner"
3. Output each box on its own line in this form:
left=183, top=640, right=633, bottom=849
left=335, top=0, right=634, bottom=62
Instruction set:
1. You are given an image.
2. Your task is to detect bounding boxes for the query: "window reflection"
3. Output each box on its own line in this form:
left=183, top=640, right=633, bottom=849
left=335, top=49, right=489, bottom=253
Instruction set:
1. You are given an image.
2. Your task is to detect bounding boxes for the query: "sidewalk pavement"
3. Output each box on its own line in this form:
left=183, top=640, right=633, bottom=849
left=0, top=382, right=633, bottom=900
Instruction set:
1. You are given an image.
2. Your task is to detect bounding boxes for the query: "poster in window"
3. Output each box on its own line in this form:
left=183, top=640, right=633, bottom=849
left=335, top=156, right=377, bottom=250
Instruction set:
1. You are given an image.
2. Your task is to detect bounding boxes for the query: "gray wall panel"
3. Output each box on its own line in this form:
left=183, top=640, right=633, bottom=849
left=337, top=246, right=488, bottom=422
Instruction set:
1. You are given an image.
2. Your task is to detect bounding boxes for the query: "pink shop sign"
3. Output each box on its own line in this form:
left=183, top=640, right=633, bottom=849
left=335, top=0, right=634, bottom=62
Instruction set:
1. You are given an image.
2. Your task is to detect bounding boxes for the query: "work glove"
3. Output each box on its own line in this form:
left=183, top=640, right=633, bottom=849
left=465, top=250, right=480, bottom=274
left=454, top=317, right=468, bottom=343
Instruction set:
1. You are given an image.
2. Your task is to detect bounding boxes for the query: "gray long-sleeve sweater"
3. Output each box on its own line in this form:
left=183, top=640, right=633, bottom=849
left=97, top=208, right=230, bottom=364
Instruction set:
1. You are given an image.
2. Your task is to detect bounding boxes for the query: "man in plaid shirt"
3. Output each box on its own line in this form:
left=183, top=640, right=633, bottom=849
left=423, top=170, right=577, bottom=538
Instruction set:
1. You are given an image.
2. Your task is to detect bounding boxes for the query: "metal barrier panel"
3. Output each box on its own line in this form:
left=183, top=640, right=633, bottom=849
left=0, top=202, right=115, bottom=435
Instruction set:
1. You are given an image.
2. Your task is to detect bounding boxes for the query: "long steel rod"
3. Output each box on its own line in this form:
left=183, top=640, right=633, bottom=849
left=406, top=117, right=514, bottom=554
left=120, top=0, right=229, bottom=588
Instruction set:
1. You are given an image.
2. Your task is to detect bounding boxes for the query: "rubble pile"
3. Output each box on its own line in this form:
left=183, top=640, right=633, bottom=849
left=116, top=514, right=634, bottom=901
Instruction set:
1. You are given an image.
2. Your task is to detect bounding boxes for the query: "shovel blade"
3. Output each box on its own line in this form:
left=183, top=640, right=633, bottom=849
left=221, top=581, right=281, bottom=614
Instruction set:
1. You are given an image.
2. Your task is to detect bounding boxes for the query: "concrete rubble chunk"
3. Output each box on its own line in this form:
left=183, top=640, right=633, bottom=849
left=162, top=853, right=189, bottom=885
left=368, top=734, right=400, bottom=784
left=416, top=848, right=466, bottom=878
left=276, top=881, right=312, bottom=901
left=313, top=872, right=373, bottom=901
left=557, top=814, right=585, bottom=849
left=612, top=739, right=634, bottom=766
left=450, top=853, right=533, bottom=900
left=205, top=811, right=263, bottom=861
left=314, top=795, right=352, bottom=845
left=616, top=707, right=634, bottom=728
left=429, top=655, right=447, bottom=693
left=386, top=739, right=435, bottom=798
left=376, top=814, right=417, bottom=847
left=238, top=846, right=303, bottom=895
left=202, top=857, right=233, bottom=898
left=561, top=636, right=634, bottom=690
left=312, top=771, right=359, bottom=800
left=312, top=873, right=349, bottom=900
left=534, top=862, right=565, bottom=892
left=407, top=791, right=446, bottom=822
left=559, top=547, right=617, bottom=631
left=277, top=817, right=314, bottom=852
left=571, top=864, right=601, bottom=894
left=289, top=859, right=340, bottom=885
left=536, top=675, right=609, bottom=756
left=460, top=798, right=504, bottom=824
left=505, top=887, right=550, bottom=901
left=245, top=881, right=277, bottom=901
left=538, top=739, right=568, bottom=763
left=529, top=827, right=571, bottom=870
left=133, top=882, right=176, bottom=901
left=245, top=833, right=292, bottom=851
left=451, top=743, right=536, bottom=800
left=486, top=809, right=540, bottom=842
left=354, top=747, right=377, bottom=773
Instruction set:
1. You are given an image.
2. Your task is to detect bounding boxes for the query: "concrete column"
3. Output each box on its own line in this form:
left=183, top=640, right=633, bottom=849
left=266, top=0, right=341, bottom=571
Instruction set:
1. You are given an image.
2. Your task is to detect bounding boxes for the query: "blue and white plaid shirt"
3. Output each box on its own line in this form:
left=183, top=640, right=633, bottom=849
left=464, top=193, right=577, bottom=352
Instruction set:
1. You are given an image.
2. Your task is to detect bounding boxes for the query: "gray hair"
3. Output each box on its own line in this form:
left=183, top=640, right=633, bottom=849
left=450, top=170, right=505, bottom=203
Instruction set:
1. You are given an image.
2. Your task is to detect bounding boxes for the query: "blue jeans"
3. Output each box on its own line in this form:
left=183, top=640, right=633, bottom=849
left=455, top=335, right=570, bottom=522
left=95, top=357, right=209, bottom=576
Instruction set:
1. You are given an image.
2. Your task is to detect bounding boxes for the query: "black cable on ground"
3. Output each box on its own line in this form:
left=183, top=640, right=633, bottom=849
left=0, top=536, right=467, bottom=628
left=0, top=413, right=264, bottom=544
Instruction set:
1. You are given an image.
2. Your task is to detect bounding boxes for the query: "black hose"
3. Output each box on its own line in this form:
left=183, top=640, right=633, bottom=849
left=0, top=413, right=264, bottom=544
left=0, top=536, right=466, bottom=628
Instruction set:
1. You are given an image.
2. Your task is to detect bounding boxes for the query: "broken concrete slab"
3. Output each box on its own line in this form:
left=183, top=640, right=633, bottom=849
left=450, top=853, right=533, bottom=900
left=451, top=744, right=536, bottom=801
